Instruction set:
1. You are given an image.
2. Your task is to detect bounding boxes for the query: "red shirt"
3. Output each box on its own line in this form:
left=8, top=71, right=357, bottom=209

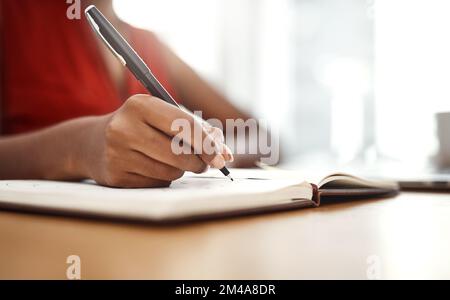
left=0, top=0, right=177, bottom=134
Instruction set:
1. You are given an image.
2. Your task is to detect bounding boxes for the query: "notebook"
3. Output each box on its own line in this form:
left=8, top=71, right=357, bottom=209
left=0, top=169, right=399, bottom=222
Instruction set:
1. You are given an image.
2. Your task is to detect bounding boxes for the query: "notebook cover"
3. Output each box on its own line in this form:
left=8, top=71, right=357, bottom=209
left=0, top=183, right=321, bottom=224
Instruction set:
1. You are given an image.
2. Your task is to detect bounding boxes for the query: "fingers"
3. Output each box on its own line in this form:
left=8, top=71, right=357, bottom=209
left=129, top=95, right=227, bottom=167
left=203, top=123, right=224, bottom=143
left=222, top=144, right=234, bottom=163
left=99, top=151, right=185, bottom=188
left=204, top=126, right=234, bottom=162
left=130, top=123, right=208, bottom=174
left=97, top=95, right=236, bottom=189
left=110, top=173, right=172, bottom=189
left=124, top=150, right=186, bottom=182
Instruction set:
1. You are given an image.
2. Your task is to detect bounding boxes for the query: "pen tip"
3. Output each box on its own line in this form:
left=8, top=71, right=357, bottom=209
left=227, top=175, right=234, bottom=182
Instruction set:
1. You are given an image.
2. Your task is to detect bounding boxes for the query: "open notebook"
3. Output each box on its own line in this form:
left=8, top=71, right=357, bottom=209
left=0, top=169, right=399, bottom=222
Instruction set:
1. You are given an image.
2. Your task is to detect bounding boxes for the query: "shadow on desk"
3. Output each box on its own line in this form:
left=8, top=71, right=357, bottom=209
left=320, top=190, right=399, bottom=206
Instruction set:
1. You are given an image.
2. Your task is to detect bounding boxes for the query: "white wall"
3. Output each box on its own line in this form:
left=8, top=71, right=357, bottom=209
left=375, top=0, right=450, bottom=165
left=114, top=0, right=375, bottom=164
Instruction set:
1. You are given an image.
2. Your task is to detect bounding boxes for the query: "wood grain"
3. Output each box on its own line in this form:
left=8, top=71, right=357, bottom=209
left=0, top=192, right=449, bottom=279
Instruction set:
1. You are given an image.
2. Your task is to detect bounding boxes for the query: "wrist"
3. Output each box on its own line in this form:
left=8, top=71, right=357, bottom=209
left=64, top=115, right=108, bottom=180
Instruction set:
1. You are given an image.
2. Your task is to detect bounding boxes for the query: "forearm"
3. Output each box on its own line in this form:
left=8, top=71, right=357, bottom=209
left=162, top=41, right=251, bottom=123
left=0, top=116, right=101, bottom=181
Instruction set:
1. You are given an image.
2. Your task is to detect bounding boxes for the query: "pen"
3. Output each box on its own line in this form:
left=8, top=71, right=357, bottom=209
left=85, top=5, right=233, bottom=181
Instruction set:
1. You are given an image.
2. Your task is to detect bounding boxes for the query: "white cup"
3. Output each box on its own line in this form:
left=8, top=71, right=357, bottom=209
left=436, top=112, right=450, bottom=169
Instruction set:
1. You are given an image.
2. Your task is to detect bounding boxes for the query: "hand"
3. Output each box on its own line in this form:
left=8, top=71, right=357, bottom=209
left=78, top=95, right=233, bottom=188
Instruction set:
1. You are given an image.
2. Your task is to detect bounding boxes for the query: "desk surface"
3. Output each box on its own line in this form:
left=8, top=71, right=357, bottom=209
left=0, top=192, right=449, bottom=280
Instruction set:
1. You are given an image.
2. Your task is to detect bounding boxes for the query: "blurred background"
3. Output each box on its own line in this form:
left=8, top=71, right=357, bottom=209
left=114, top=0, right=450, bottom=172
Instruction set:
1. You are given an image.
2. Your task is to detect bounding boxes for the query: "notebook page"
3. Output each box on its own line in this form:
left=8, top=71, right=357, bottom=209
left=0, top=169, right=313, bottom=221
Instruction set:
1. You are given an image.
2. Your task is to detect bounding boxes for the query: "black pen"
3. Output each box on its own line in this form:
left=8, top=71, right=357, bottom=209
left=85, top=5, right=233, bottom=181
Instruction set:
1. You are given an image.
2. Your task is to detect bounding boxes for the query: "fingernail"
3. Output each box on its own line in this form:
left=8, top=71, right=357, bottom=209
left=210, top=154, right=226, bottom=169
left=223, top=144, right=234, bottom=162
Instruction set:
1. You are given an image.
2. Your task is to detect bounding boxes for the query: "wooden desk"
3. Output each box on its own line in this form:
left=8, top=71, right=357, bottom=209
left=0, top=192, right=449, bottom=280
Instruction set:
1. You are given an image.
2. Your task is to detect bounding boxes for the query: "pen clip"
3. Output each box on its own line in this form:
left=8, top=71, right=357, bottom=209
left=85, top=11, right=127, bottom=66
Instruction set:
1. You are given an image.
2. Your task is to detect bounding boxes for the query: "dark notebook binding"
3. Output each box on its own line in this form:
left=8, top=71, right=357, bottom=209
left=311, top=184, right=321, bottom=207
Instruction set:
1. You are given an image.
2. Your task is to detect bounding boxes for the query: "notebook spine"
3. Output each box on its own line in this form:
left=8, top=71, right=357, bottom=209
left=311, top=184, right=321, bottom=207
